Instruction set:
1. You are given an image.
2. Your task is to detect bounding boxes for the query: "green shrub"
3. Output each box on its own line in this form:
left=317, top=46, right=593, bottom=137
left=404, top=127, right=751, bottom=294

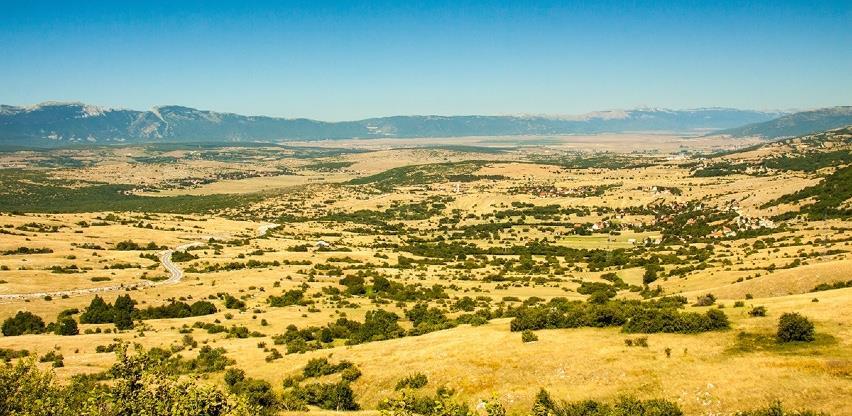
left=693, top=293, right=716, bottom=307
left=341, top=366, right=362, bottom=382
left=379, top=387, right=470, bottom=415
left=224, top=295, right=246, bottom=310
left=170, top=250, right=198, bottom=262
left=777, top=313, right=815, bottom=343
left=294, top=382, right=359, bottom=411
left=0, top=347, right=29, bottom=362
left=54, top=317, right=79, bottom=336
left=224, top=368, right=246, bottom=387
left=2, top=311, right=46, bottom=336
left=267, top=289, right=306, bottom=307
left=302, top=357, right=355, bottom=378
left=395, top=373, right=428, bottom=390
left=748, top=306, right=767, bottom=317
left=521, top=330, right=538, bottom=343
left=226, top=376, right=277, bottom=414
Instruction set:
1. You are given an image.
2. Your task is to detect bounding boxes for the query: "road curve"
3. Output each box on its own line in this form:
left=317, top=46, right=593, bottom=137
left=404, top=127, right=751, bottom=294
left=0, top=224, right=276, bottom=302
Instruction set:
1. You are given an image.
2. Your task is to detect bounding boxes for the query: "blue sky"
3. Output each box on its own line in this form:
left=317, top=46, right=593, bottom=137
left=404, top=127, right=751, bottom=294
left=1, top=1, right=850, bottom=120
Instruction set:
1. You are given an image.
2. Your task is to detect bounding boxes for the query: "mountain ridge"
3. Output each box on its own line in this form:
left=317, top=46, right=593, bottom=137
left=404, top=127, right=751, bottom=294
left=0, top=102, right=787, bottom=147
left=714, top=106, right=852, bottom=139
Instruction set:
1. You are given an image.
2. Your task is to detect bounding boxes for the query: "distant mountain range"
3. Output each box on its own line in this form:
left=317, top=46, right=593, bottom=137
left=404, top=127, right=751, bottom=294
left=715, top=106, right=852, bottom=139
left=0, top=102, right=800, bottom=147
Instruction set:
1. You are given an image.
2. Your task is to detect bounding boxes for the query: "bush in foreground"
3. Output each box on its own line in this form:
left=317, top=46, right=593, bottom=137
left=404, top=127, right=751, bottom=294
left=529, top=390, right=683, bottom=416
left=0, top=348, right=251, bottom=416
left=735, top=400, right=828, bottom=416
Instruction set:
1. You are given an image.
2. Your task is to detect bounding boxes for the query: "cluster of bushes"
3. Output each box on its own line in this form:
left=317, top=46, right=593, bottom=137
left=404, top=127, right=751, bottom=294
left=273, top=309, right=405, bottom=354
left=622, top=308, right=729, bottom=334
left=79, top=295, right=136, bottom=329
left=288, top=381, right=359, bottom=411
left=135, top=300, right=217, bottom=320
left=509, top=297, right=729, bottom=334
left=275, top=358, right=362, bottom=411
left=406, top=303, right=458, bottom=335
left=1, top=246, right=53, bottom=255
left=170, top=250, right=198, bottom=262
left=339, top=272, right=450, bottom=303
left=531, top=390, right=683, bottom=416
left=191, top=321, right=263, bottom=338
left=144, top=344, right=234, bottom=374
left=378, top=386, right=471, bottom=416
left=222, top=294, right=246, bottom=309
left=185, top=259, right=281, bottom=273
left=2, top=309, right=81, bottom=337
left=0, top=347, right=29, bottom=362
left=77, top=295, right=218, bottom=330
left=1, top=311, right=46, bottom=336
left=114, top=240, right=163, bottom=251
left=223, top=369, right=278, bottom=415
left=302, top=357, right=360, bottom=379
left=0, top=347, right=251, bottom=415
left=811, top=280, right=852, bottom=292
left=267, top=289, right=308, bottom=307
left=395, top=372, right=428, bottom=390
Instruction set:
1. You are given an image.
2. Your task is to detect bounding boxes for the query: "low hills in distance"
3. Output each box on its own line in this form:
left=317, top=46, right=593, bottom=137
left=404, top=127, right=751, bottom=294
left=715, top=106, right=852, bottom=139
left=0, top=103, right=782, bottom=147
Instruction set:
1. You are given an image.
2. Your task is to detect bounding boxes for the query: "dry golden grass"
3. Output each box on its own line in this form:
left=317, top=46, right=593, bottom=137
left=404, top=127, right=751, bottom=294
left=1, top=140, right=850, bottom=415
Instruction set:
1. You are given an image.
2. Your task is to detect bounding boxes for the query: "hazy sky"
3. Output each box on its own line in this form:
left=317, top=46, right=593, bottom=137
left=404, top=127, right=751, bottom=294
left=1, top=0, right=850, bottom=120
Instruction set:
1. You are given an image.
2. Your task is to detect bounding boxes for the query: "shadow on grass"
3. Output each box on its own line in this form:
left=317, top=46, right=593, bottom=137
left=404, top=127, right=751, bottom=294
left=727, top=331, right=838, bottom=355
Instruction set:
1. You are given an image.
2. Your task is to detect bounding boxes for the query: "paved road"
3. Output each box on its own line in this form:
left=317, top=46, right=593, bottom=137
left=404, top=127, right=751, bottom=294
left=0, top=224, right=276, bottom=302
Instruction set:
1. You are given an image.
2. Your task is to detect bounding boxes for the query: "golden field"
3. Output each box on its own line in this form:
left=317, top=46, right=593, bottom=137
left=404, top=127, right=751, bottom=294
left=0, top=133, right=850, bottom=415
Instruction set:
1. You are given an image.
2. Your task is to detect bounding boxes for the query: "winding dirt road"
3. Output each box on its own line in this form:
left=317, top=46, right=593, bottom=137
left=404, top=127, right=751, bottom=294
left=0, top=224, right=276, bottom=302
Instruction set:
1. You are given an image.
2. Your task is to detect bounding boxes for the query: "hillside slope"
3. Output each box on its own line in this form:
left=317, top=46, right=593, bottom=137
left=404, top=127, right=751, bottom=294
left=715, top=106, right=852, bottom=139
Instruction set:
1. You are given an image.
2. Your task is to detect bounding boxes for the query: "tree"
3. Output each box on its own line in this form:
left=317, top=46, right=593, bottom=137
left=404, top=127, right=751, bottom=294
left=79, top=296, right=113, bottom=324
left=191, top=300, right=218, bottom=316
left=642, top=265, right=660, bottom=285
left=372, top=275, right=391, bottom=293
left=113, top=294, right=136, bottom=315
left=55, top=317, right=79, bottom=336
left=113, top=294, right=136, bottom=330
left=351, top=309, right=403, bottom=344
left=777, top=313, right=815, bottom=342
left=113, top=309, right=134, bottom=330
left=2, top=311, right=46, bottom=336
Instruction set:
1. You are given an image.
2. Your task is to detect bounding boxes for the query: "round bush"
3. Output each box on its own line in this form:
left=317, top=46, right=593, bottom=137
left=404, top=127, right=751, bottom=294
left=776, top=312, right=815, bottom=342
left=521, top=330, right=539, bottom=343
